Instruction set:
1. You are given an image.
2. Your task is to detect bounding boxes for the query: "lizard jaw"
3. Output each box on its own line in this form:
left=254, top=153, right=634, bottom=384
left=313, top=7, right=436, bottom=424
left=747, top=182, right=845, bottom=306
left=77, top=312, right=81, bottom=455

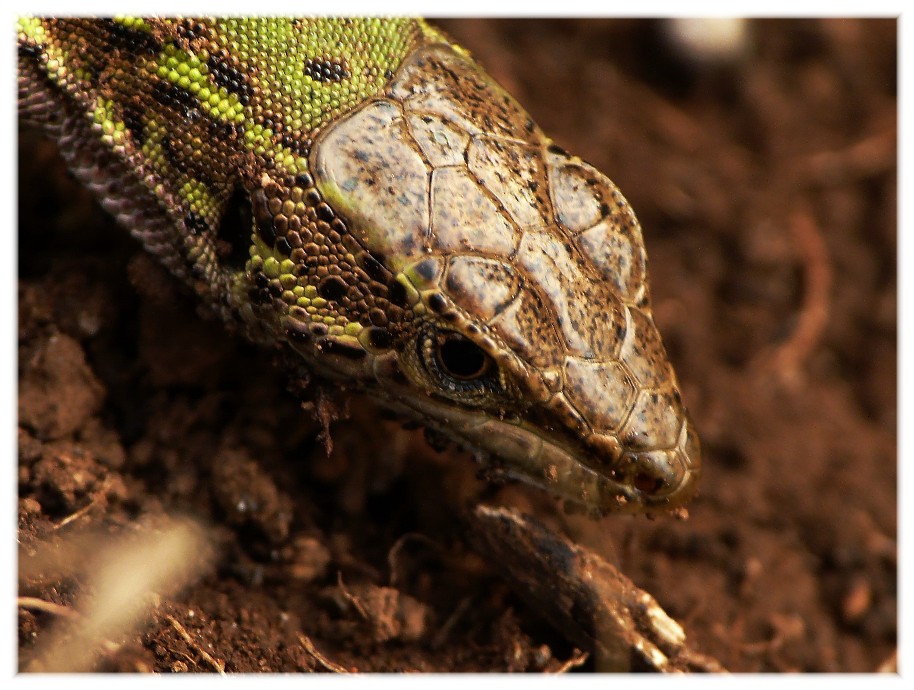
left=371, top=364, right=700, bottom=516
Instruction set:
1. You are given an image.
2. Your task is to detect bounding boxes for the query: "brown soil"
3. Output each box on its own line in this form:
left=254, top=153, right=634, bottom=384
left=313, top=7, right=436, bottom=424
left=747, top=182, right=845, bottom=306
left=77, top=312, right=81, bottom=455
left=17, top=18, right=896, bottom=673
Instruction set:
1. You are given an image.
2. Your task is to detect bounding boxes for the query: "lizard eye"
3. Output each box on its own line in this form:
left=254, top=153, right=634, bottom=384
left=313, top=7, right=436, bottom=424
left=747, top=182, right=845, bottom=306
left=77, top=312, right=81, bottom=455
left=435, top=332, right=493, bottom=380
left=417, top=326, right=500, bottom=399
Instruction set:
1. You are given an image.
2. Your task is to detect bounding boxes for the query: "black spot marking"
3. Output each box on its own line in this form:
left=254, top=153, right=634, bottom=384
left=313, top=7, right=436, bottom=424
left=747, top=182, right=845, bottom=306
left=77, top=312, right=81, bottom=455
left=316, top=203, right=335, bottom=222
left=275, top=236, right=292, bottom=255
left=318, top=275, right=348, bottom=302
left=206, top=118, right=243, bottom=144
left=412, top=259, right=439, bottom=284
left=547, top=143, right=568, bottom=157
left=255, top=113, right=286, bottom=140
left=217, top=186, right=254, bottom=271
left=207, top=51, right=253, bottom=105
left=367, top=327, right=393, bottom=350
left=295, top=173, right=314, bottom=189
left=304, top=56, right=350, bottom=83
left=427, top=292, right=448, bottom=314
left=101, top=19, right=162, bottom=55
left=152, top=81, right=199, bottom=119
left=360, top=252, right=389, bottom=283
left=159, top=136, right=185, bottom=174
left=279, top=133, right=310, bottom=155
left=175, top=19, right=208, bottom=42
left=121, top=106, right=146, bottom=146
left=17, top=41, right=41, bottom=59
left=183, top=211, right=209, bottom=237
left=251, top=189, right=277, bottom=245
left=304, top=188, right=322, bottom=206
left=388, top=280, right=408, bottom=308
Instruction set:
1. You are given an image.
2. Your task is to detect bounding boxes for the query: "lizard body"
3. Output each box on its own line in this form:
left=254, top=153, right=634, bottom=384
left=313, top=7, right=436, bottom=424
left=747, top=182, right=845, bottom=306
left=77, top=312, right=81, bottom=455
left=18, top=17, right=700, bottom=515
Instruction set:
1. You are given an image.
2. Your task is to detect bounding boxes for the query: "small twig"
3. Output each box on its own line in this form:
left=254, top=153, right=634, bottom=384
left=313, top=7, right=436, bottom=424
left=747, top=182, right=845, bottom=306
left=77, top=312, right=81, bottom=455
left=793, top=127, right=896, bottom=186
left=673, top=646, right=730, bottom=673
left=164, top=614, right=225, bottom=674
left=761, top=207, right=831, bottom=385
left=53, top=500, right=99, bottom=530
left=53, top=478, right=111, bottom=530
left=18, top=597, right=124, bottom=665
left=298, top=634, right=353, bottom=673
left=431, top=596, right=472, bottom=649
left=336, top=571, right=369, bottom=621
left=17, top=596, right=79, bottom=619
left=550, top=649, right=590, bottom=674
left=387, top=532, right=441, bottom=588
left=466, top=505, right=727, bottom=673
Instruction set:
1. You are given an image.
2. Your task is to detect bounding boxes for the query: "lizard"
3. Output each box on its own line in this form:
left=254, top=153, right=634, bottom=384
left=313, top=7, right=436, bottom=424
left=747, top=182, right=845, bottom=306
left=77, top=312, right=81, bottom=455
left=17, top=17, right=701, bottom=518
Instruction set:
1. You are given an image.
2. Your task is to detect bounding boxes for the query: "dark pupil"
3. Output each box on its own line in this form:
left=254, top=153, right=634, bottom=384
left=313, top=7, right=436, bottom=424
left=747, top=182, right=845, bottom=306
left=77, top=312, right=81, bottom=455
left=437, top=335, right=488, bottom=380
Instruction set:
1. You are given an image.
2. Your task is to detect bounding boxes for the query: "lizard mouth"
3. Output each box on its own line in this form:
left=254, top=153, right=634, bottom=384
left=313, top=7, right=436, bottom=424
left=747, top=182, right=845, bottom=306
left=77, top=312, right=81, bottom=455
left=439, top=413, right=700, bottom=516
left=373, top=376, right=700, bottom=516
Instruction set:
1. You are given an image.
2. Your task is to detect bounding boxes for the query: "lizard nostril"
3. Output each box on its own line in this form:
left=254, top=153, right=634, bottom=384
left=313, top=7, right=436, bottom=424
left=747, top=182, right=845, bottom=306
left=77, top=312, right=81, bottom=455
left=633, top=470, right=666, bottom=494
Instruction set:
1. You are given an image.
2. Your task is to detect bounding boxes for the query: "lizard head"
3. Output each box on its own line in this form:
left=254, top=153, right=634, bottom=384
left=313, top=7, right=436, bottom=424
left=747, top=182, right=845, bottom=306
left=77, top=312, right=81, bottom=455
left=246, top=43, right=700, bottom=515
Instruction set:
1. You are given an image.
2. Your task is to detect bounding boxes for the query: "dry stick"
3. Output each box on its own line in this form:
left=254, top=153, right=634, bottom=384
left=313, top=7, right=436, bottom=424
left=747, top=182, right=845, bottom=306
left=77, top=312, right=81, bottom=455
left=431, top=596, right=472, bottom=649
left=386, top=532, right=441, bottom=589
left=550, top=649, right=590, bottom=674
left=18, top=596, right=79, bottom=619
left=765, top=126, right=893, bottom=381
left=766, top=207, right=832, bottom=384
left=17, top=597, right=123, bottom=662
left=164, top=614, right=226, bottom=674
left=53, top=477, right=112, bottom=530
left=750, top=122, right=892, bottom=385
left=298, top=634, right=354, bottom=673
left=336, top=571, right=369, bottom=621
left=795, top=127, right=896, bottom=186
left=467, top=505, right=727, bottom=673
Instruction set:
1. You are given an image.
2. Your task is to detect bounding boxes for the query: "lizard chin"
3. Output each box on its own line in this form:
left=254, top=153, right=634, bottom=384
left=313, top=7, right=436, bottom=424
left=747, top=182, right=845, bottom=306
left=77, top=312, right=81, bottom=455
left=371, top=370, right=700, bottom=517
